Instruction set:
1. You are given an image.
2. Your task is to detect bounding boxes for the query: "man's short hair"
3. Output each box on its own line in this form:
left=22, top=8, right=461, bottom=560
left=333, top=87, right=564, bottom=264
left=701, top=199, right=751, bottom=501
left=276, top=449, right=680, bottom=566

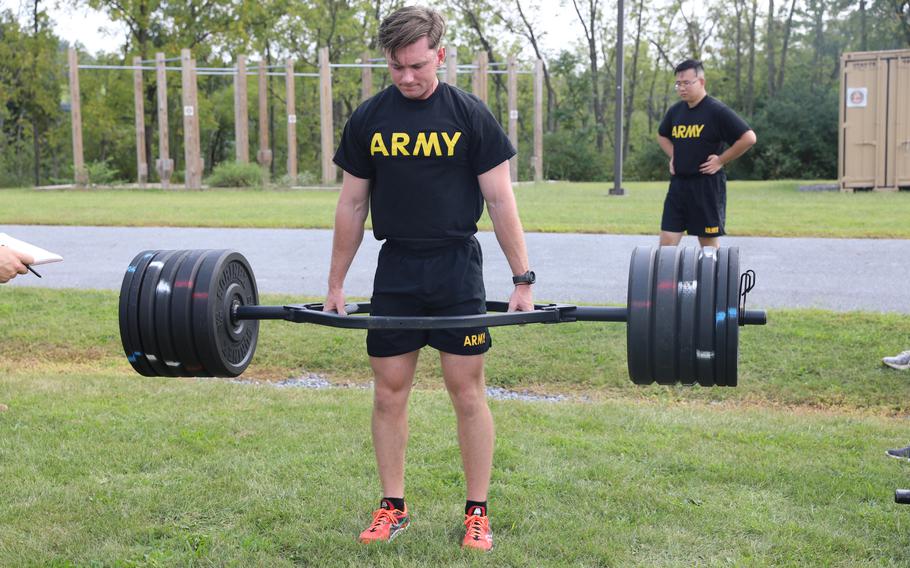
left=378, top=6, right=446, bottom=54
left=674, top=59, right=705, bottom=76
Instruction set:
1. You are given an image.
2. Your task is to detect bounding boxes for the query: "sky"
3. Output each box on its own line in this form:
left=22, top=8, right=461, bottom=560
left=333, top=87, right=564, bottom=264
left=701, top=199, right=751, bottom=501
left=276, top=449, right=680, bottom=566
left=1, top=0, right=584, bottom=58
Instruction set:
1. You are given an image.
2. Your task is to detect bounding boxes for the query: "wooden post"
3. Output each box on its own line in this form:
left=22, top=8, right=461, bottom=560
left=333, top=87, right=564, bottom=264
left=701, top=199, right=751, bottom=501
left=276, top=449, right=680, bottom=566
left=446, top=47, right=457, bottom=86
left=181, top=48, right=202, bottom=189
left=473, top=52, right=488, bottom=104
left=507, top=56, right=518, bottom=183
left=234, top=55, right=249, bottom=163
left=132, top=56, right=148, bottom=186
left=256, top=57, right=272, bottom=179
left=533, top=59, right=543, bottom=182
left=285, top=59, right=297, bottom=184
left=319, top=47, right=336, bottom=185
left=361, top=51, right=373, bottom=102
left=67, top=48, right=86, bottom=186
left=155, top=52, right=173, bottom=188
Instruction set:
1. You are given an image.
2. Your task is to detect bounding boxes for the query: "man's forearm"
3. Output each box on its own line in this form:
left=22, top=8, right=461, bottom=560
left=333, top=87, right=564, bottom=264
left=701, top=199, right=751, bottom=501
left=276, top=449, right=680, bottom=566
left=719, top=131, right=756, bottom=165
left=487, top=194, right=530, bottom=276
left=657, top=136, right=674, bottom=158
left=327, top=203, right=367, bottom=290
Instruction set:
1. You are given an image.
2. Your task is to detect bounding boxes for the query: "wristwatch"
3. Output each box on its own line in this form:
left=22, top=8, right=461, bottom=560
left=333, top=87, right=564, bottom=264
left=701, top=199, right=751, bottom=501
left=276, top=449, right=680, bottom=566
left=512, top=270, right=536, bottom=285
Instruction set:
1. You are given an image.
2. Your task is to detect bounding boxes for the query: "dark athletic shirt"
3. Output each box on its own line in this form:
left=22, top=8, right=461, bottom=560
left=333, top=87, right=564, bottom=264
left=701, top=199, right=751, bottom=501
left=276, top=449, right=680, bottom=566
left=658, top=95, right=751, bottom=177
left=333, top=82, right=516, bottom=246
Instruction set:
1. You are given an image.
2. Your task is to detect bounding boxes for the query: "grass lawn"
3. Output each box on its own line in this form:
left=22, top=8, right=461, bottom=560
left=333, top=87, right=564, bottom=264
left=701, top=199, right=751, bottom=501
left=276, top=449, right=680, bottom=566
left=2, top=287, right=910, bottom=565
left=2, top=180, right=909, bottom=238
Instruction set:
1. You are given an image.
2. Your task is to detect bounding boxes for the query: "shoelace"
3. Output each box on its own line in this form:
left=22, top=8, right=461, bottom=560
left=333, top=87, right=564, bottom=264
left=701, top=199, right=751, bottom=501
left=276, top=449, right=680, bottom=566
left=368, top=508, right=399, bottom=532
left=464, top=514, right=488, bottom=540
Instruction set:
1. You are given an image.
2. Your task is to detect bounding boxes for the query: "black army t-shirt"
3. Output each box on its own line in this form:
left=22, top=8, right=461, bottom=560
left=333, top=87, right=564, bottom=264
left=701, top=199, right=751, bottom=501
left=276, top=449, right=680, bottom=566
left=333, top=82, right=516, bottom=244
left=658, top=95, right=751, bottom=177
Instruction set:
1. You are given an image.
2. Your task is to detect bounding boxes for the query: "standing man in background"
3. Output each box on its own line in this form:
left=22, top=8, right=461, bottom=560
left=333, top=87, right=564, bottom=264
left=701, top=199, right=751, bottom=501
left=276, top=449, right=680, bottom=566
left=325, top=5, right=534, bottom=552
left=657, top=59, right=757, bottom=248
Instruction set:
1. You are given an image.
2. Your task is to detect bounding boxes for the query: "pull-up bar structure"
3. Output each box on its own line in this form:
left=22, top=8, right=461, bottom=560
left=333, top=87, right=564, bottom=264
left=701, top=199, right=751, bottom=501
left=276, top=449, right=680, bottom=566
left=66, top=47, right=545, bottom=189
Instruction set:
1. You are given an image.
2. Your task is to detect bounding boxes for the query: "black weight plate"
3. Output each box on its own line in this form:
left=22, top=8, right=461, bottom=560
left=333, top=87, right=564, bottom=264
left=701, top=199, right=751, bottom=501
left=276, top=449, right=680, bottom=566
left=714, top=247, right=729, bottom=387
left=138, top=250, right=179, bottom=376
left=190, top=251, right=225, bottom=376
left=725, top=247, right=741, bottom=387
left=694, top=247, right=717, bottom=387
left=191, top=250, right=260, bottom=377
left=170, top=250, right=210, bottom=376
left=676, top=247, right=698, bottom=385
left=652, top=246, right=680, bottom=385
left=627, top=247, right=657, bottom=384
left=212, top=252, right=259, bottom=376
left=118, top=250, right=145, bottom=373
left=154, top=250, right=191, bottom=376
left=119, top=250, right=161, bottom=376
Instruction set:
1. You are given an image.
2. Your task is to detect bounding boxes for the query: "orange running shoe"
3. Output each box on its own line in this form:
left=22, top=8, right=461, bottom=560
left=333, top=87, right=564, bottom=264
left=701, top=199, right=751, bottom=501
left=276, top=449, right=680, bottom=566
left=359, top=499, right=410, bottom=543
left=462, top=506, right=493, bottom=551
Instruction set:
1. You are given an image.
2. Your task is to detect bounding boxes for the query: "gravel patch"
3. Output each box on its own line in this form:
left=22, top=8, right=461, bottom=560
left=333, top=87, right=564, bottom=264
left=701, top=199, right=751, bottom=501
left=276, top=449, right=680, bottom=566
left=232, top=373, right=579, bottom=403
left=797, top=183, right=839, bottom=192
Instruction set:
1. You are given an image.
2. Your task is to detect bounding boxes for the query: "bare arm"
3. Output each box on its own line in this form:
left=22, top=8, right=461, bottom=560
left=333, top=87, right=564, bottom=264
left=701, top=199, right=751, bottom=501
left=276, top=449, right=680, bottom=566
left=325, top=171, right=371, bottom=314
left=700, top=130, right=757, bottom=175
left=657, top=134, right=674, bottom=175
left=478, top=160, right=533, bottom=311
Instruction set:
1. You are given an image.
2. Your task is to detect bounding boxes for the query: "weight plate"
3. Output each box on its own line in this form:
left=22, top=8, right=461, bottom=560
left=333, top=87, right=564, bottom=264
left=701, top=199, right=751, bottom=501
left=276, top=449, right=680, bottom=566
left=154, top=250, right=191, bottom=376
left=725, top=247, right=741, bottom=387
left=714, top=247, right=729, bottom=387
left=695, top=247, right=717, bottom=387
left=676, top=247, right=698, bottom=385
left=170, top=250, right=210, bottom=376
left=627, top=246, right=657, bottom=384
left=138, top=250, right=179, bottom=376
left=191, top=250, right=260, bottom=377
left=119, top=250, right=160, bottom=376
left=652, top=246, right=680, bottom=385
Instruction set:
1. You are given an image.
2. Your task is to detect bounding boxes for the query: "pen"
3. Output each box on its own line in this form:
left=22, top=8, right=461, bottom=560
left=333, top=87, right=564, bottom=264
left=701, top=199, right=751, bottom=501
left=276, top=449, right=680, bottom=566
left=26, top=265, right=42, bottom=278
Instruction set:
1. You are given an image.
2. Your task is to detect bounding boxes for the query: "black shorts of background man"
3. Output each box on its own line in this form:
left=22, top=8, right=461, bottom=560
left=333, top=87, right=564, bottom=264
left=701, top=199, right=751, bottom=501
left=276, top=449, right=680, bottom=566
left=657, top=59, right=757, bottom=248
left=324, top=5, right=533, bottom=552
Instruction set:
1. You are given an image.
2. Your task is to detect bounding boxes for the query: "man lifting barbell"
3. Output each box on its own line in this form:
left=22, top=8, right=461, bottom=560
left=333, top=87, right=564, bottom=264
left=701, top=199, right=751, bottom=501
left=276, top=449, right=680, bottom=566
left=324, top=5, right=530, bottom=551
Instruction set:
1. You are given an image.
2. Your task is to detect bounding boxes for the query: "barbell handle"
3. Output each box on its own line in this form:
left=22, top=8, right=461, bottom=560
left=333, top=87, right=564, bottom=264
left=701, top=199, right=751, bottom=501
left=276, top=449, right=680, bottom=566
left=235, top=302, right=579, bottom=329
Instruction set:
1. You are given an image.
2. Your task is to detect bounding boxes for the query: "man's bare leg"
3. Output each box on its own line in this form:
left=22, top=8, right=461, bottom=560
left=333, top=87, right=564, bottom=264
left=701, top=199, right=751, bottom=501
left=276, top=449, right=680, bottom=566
left=440, top=352, right=493, bottom=501
left=697, top=236, right=720, bottom=248
left=369, top=351, right=420, bottom=498
left=659, top=230, right=684, bottom=246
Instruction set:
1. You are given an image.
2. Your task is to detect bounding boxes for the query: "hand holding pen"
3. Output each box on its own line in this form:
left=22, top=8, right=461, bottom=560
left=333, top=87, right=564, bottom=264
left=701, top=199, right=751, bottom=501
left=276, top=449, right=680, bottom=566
left=0, top=245, right=37, bottom=283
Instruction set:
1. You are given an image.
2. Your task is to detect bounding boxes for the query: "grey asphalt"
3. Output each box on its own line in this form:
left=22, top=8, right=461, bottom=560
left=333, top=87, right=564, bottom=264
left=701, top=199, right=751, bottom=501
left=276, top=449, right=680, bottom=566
left=2, top=224, right=908, bottom=313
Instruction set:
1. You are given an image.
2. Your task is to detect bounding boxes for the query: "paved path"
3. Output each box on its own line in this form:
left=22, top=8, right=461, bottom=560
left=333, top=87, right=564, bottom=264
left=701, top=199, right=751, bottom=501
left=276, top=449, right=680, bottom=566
left=2, top=225, right=907, bottom=313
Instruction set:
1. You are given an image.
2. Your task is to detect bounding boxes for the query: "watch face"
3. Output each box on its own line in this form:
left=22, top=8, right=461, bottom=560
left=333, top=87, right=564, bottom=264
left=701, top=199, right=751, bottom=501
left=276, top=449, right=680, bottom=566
left=514, top=270, right=535, bottom=284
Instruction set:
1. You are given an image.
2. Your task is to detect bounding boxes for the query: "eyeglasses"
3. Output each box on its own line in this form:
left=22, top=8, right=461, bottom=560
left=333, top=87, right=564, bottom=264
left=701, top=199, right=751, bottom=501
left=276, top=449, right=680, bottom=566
left=674, top=79, right=699, bottom=89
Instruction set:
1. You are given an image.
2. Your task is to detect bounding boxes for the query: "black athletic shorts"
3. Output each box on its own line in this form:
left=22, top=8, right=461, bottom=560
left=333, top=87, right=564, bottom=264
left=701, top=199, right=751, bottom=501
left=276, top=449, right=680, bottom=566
left=367, top=236, right=491, bottom=358
left=660, top=172, right=727, bottom=237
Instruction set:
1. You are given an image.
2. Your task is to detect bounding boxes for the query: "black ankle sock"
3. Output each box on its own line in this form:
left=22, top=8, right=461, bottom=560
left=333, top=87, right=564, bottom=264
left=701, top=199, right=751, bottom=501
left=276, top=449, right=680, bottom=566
left=382, top=497, right=405, bottom=511
left=465, top=500, right=487, bottom=516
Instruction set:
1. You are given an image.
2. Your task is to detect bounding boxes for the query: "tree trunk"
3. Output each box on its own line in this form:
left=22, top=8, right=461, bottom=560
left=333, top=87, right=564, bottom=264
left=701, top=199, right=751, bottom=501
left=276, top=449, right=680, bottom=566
left=266, top=43, right=275, bottom=178
left=734, top=0, right=744, bottom=106
left=766, top=0, right=776, bottom=98
left=859, top=0, right=867, bottom=51
left=747, top=0, right=757, bottom=116
left=515, top=0, right=558, bottom=131
left=31, top=0, right=40, bottom=186
left=623, top=0, right=644, bottom=159
left=573, top=0, right=605, bottom=151
left=776, top=0, right=797, bottom=91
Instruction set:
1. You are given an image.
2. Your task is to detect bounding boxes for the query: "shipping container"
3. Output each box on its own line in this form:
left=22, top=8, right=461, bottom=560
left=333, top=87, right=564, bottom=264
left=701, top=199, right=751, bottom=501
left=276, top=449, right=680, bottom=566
left=839, top=49, right=910, bottom=192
